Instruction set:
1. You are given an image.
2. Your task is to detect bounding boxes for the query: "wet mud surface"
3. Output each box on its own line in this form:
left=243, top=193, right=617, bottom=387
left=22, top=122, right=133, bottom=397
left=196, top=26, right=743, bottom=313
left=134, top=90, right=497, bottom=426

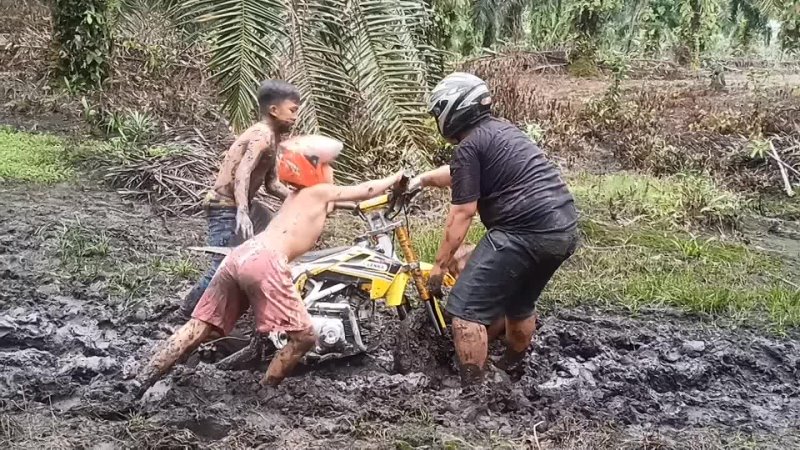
left=2, top=184, right=800, bottom=449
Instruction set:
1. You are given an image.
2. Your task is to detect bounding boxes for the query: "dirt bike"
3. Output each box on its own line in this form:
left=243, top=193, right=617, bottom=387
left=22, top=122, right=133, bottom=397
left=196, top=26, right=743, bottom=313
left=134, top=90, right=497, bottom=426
left=189, top=172, right=457, bottom=364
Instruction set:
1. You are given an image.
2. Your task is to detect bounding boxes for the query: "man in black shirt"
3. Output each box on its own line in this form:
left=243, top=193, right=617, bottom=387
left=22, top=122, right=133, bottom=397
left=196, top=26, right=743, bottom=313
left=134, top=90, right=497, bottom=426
left=412, top=72, right=579, bottom=387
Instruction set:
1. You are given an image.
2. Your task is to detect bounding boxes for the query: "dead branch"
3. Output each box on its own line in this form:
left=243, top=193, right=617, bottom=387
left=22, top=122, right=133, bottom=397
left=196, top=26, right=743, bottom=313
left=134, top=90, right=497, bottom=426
left=769, top=140, right=796, bottom=197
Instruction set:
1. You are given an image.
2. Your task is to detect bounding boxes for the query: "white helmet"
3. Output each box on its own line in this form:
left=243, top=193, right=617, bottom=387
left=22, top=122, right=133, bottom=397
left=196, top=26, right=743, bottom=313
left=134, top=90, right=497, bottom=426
left=427, top=72, right=492, bottom=140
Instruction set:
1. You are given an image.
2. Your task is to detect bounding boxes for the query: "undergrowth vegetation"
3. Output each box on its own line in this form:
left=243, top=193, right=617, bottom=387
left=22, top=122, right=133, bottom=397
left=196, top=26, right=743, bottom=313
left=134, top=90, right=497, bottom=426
left=0, top=127, right=73, bottom=183
left=548, top=221, right=799, bottom=334
left=570, top=172, right=744, bottom=230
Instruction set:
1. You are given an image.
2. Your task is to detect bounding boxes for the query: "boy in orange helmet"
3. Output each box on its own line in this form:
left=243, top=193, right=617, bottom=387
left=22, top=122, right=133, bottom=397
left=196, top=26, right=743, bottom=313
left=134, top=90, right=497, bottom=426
left=135, top=135, right=405, bottom=393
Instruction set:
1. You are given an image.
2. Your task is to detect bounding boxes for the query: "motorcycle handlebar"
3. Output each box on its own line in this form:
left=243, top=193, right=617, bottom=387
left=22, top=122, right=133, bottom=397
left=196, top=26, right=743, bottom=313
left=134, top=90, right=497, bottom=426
left=333, top=201, right=358, bottom=211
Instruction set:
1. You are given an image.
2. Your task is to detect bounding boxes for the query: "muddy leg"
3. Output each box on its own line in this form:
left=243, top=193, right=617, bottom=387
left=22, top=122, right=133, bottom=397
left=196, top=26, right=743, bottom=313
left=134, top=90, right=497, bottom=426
left=136, top=319, right=214, bottom=395
left=486, top=317, right=506, bottom=344
left=452, top=318, right=488, bottom=387
left=181, top=207, right=237, bottom=317
left=260, top=326, right=316, bottom=387
left=495, top=315, right=536, bottom=371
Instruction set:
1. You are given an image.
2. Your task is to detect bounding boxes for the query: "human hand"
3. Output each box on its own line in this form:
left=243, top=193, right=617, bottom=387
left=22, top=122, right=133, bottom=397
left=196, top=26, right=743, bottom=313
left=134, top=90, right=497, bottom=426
left=394, top=169, right=408, bottom=185
left=409, top=174, right=423, bottom=192
left=235, top=207, right=254, bottom=240
left=426, top=266, right=445, bottom=299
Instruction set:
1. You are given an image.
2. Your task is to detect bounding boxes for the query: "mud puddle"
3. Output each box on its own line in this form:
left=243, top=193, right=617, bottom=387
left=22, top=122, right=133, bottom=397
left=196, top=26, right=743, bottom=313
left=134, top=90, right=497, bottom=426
left=1, top=184, right=799, bottom=449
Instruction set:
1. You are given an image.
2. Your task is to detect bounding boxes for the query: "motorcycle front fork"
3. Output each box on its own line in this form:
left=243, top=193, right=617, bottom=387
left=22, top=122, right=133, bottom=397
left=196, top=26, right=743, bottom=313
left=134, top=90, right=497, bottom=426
left=395, top=226, right=447, bottom=335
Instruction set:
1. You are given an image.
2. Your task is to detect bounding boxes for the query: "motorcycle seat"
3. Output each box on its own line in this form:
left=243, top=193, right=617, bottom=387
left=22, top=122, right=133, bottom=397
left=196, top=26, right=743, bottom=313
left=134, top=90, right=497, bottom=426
left=296, top=246, right=352, bottom=263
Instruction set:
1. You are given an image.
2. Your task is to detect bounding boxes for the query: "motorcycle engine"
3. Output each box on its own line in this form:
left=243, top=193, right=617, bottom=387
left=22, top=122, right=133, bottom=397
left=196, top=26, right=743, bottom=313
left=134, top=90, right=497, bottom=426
left=310, top=316, right=346, bottom=353
left=269, top=297, right=367, bottom=362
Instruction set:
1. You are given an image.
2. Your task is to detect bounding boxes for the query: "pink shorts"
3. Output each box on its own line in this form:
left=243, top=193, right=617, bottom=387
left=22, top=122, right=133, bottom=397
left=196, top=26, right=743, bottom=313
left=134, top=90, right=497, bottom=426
left=191, top=240, right=312, bottom=335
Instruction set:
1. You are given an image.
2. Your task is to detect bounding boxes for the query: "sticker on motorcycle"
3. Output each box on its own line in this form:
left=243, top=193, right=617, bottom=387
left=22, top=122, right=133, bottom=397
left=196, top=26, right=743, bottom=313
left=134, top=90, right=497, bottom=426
left=363, top=261, right=390, bottom=272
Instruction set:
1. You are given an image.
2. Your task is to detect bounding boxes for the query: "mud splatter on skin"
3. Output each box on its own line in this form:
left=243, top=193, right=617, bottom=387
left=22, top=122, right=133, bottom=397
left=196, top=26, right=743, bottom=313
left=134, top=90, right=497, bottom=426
left=2, top=185, right=800, bottom=448
left=452, top=318, right=488, bottom=385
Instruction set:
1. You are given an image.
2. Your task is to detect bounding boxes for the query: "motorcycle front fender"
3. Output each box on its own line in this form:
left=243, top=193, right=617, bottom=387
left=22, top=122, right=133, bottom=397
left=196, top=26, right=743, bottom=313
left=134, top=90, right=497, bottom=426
left=384, top=272, right=409, bottom=307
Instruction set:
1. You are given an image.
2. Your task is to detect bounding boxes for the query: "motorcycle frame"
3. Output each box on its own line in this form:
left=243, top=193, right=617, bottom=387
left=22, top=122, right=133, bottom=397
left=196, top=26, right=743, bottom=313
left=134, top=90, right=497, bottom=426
left=355, top=193, right=451, bottom=335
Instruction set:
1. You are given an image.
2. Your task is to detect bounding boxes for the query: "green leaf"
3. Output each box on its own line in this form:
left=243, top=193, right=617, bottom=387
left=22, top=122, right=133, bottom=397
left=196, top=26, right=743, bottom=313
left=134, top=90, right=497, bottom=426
left=181, top=0, right=288, bottom=132
left=346, top=0, right=433, bottom=155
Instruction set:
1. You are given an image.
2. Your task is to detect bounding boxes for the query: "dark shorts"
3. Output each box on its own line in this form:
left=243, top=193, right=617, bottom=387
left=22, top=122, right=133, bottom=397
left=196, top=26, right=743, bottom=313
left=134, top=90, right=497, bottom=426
left=445, top=227, right=579, bottom=326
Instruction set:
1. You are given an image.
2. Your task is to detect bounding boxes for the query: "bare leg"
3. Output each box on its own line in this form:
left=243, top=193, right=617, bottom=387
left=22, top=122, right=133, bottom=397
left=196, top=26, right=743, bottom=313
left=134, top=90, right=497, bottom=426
left=136, top=319, right=214, bottom=394
left=486, top=317, right=506, bottom=344
left=452, top=318, right=488, bottom=387
left=260, top=326, right=316, bottom=387
left=495, top=315, right=536, bottom=371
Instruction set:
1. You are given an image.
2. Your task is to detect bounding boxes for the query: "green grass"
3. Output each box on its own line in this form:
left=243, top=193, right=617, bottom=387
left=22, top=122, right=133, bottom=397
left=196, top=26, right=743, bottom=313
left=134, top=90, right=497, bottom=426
left=0, top=128, right=74, bottom=183
left=408, top=172, right=800, bottom=332
left=568, top=171, right=744, bottom=229
left=546, top=220, right=799, bottom=332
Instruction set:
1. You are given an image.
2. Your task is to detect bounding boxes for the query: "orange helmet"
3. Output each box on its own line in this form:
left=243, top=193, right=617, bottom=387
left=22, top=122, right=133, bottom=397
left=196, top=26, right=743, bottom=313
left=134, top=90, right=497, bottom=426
left=277, top=135, right=342, bottom=189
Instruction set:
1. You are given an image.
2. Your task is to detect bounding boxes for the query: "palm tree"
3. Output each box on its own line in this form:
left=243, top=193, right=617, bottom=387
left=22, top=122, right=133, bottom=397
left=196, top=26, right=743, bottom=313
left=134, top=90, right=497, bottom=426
left=179, top=0, right=440, bottom=178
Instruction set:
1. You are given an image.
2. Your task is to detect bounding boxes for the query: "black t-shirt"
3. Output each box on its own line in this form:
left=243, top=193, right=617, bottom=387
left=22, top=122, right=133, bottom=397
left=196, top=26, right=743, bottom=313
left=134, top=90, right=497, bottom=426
left=449, top=117, right=578, bottom=233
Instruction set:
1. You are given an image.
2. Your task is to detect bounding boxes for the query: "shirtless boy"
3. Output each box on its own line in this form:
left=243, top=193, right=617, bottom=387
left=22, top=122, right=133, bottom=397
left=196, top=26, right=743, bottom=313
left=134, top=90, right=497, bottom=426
left=136, top=140, right=405, bottom=393
left=180, top=80, right=298, bottom=318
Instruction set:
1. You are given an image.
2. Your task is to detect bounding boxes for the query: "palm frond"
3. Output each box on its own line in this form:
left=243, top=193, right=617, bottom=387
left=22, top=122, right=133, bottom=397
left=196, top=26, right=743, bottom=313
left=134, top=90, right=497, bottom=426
left=472, top=0, right=501, bottom=47
left=403, top=0, right=446, bottom=88
left=283, top=0, right=354, bottom=142
left=752, top=0, right=781, bottom=16
left=346, top=0, right=433, bottom=160
left=180, top=0, right=288, bottom=132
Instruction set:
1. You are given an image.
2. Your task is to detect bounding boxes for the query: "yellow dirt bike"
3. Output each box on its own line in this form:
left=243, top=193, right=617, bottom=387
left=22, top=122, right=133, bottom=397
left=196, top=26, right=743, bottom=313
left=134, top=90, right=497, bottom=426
left=191, top=172, right=456, bottom=364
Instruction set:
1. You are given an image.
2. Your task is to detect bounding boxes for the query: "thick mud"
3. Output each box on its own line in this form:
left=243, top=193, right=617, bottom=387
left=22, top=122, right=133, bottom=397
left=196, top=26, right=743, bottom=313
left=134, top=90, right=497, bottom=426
left=2, top=184, right=800, bottom=449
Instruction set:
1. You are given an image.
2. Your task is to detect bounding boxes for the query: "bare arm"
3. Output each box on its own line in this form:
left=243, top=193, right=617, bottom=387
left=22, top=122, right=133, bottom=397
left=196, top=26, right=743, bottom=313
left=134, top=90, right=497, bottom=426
left=432, top=201, right=477, bottom=272
left=234, top=131, right=272, bottom=210
left=265, top=167, right=291, bottom=201
left=413, top=165, right=451, bottom=189
left=264, top=141, right=291, bottom=201
left=326, top=171, right=403, bottom=203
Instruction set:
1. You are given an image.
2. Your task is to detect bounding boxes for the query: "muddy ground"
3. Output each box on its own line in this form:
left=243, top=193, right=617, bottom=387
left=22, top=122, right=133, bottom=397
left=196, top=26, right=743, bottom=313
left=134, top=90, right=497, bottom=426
left=1, top=183, right=799, bottom=449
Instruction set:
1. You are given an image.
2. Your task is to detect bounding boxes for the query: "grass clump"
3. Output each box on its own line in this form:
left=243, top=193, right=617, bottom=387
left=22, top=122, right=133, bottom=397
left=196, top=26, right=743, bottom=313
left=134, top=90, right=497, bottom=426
left=568, top=171, right=744, bottom=230
left=0, top=128, right=74, bottom=183
left=546, top=220, right=799, bottom=333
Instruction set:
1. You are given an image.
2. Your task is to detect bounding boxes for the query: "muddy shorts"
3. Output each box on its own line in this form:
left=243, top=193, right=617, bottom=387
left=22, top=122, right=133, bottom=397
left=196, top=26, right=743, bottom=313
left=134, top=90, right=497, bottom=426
left=191, top=240, right=312, bottom=335
left=181, top=200, right=276, bottom=317
left=445, top=227, right=579, bottom=326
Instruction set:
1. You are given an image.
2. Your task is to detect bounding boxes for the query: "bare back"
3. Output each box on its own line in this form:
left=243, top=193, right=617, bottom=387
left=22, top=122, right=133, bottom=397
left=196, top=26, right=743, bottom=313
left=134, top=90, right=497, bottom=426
left=255, top=186, right=332, bottom=260
left=212, top=123, right=278, bottom=202
left=251, top=170, right=402, bottom=261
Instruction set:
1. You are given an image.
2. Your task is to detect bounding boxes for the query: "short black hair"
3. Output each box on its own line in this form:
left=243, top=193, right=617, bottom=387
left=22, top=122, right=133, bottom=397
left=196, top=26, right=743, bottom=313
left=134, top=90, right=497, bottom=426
left=257, top=80, right=301, bottom=117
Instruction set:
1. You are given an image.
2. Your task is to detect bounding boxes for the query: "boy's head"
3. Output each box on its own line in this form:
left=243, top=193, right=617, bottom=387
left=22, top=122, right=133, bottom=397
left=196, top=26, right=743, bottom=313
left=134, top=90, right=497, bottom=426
left=277, top=135, right=342, bottom=190
left=257, top=80, right=301, bottom=133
